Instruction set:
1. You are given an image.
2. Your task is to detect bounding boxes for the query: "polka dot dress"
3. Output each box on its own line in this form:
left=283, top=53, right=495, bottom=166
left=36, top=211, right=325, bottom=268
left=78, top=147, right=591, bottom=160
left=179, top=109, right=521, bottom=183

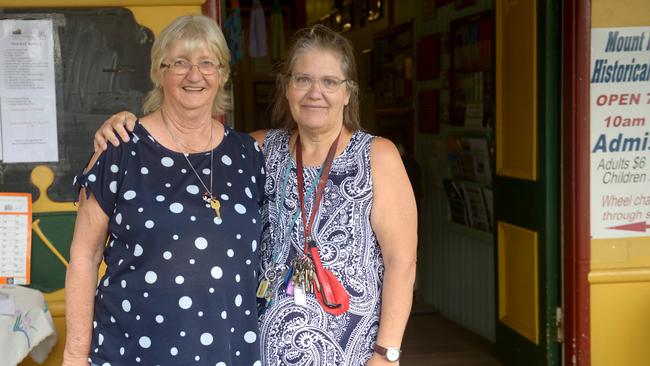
left=74, top=122, right=265, bottom=366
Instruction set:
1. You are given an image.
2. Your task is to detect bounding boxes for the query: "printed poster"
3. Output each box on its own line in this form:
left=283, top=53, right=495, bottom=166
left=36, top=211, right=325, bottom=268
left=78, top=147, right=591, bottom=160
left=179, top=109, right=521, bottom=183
left=591, top=27, right=650, bottom=238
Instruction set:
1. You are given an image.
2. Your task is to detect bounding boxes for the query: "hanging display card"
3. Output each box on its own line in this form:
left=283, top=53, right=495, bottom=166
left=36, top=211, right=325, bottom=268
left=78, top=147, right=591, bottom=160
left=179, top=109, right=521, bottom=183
left=0, top=193, right=32, bottom=285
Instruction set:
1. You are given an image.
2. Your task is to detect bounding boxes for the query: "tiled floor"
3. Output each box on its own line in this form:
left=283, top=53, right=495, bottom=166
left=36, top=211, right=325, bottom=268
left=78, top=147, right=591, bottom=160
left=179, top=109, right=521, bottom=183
left=400, top=312, right=502, bottom=366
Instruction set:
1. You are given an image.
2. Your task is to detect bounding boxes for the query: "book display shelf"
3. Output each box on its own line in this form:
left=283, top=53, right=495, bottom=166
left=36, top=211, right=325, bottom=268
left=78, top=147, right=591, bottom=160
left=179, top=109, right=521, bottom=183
left=443, top=11, right=494, bottom=233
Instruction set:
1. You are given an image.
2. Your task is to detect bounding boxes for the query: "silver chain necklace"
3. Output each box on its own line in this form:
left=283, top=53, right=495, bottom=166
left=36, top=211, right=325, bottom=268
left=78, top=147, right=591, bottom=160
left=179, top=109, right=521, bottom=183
left=160, top=108, right=221, bottom=218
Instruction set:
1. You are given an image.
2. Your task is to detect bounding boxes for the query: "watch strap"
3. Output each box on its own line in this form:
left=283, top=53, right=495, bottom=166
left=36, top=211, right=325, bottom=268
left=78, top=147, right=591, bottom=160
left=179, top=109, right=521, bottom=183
left=374, top=344, right=401, bottom=361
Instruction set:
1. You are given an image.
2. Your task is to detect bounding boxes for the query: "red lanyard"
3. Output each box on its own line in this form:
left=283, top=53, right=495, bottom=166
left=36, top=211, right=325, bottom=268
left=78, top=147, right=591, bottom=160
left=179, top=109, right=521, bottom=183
left=295, top=131, right=341, bottom=253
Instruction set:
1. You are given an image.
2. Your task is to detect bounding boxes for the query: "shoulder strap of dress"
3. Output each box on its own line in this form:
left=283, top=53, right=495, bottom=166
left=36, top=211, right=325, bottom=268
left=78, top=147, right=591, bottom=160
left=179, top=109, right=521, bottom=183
left=360, top=132, right=377, bottom=169
left=348, top=131, right=374, bottom=156
left=262, top=129, right=292, bottom=156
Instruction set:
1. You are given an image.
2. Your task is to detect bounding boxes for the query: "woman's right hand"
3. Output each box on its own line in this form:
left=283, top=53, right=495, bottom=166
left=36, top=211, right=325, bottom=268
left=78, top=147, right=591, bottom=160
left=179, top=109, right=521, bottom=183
left=94, top=111, right=138, bottom=152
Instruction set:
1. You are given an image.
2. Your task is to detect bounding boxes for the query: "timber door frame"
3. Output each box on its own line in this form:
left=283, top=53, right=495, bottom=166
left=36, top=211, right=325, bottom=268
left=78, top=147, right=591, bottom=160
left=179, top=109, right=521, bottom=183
left=562, top=0, right=591, bottom=365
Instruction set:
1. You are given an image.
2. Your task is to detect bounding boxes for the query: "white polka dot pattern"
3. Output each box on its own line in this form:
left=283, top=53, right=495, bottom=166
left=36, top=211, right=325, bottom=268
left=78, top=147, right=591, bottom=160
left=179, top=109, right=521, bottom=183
left=74, top=124, right=264, bottom=365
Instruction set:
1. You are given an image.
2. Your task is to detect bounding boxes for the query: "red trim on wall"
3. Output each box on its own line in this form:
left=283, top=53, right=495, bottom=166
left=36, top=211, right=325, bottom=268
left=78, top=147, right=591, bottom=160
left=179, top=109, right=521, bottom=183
left=562, top=0, right=591, bottom=364
left=202, top=0, right=222, bottom=25
left=293, top=0, right=305, bottom=29
left=202, top=0, right=226, bottom=125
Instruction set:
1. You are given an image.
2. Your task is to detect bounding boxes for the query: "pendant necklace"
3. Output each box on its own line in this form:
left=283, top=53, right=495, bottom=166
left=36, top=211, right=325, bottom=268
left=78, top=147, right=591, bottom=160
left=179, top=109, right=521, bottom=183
left=161, top=108, right=221, bottom=218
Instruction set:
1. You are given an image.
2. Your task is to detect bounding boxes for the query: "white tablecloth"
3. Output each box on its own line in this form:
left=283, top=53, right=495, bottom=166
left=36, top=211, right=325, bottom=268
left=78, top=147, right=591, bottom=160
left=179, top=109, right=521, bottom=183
left=0, top=285, right=57, bottom=366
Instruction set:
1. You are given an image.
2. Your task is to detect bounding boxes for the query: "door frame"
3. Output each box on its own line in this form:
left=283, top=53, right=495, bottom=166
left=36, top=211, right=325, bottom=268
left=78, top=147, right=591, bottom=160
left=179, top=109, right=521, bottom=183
left=561, top=0, right=591, bottom=365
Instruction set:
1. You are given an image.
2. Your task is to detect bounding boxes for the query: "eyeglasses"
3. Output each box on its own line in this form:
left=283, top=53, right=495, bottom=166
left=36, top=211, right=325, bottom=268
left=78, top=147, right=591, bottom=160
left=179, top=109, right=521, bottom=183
left=161, top=59, right=221, bottom=76
left=288, top=73, right=349, bottom=93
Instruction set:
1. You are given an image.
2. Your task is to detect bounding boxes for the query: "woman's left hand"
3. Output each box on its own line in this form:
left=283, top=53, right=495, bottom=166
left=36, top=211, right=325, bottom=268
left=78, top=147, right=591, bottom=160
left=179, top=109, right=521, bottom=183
left=94, top=111, right=138, bottom=152
left=366, top=352, right=399, bottom=366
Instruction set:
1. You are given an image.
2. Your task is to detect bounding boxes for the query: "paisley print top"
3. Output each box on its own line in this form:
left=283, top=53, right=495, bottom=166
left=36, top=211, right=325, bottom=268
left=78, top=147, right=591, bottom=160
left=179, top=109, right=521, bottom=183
left=259, top=129, right=383, bottom=366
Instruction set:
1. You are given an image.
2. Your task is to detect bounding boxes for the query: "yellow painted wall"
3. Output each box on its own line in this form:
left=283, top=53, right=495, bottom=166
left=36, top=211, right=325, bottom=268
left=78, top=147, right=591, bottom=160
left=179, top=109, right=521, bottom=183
left=5, top=3, right=204, bottom=365
left=0, top=1, right=203, bottom=36
left=590, top=2, right=650, bottom=365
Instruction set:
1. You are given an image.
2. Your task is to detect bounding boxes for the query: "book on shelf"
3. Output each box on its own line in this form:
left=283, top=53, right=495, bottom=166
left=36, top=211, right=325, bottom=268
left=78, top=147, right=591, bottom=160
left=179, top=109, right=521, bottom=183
left=447, top=136, right=492, bottom=185
left=481, top=187, right=494, bottom=227
left=443, top=179, right=470, bottom=226
left=460, top=181, right=491, bottom=232
left=465, top=137, right=491, bottom=185
left=443, top=179, right=494, bottom=233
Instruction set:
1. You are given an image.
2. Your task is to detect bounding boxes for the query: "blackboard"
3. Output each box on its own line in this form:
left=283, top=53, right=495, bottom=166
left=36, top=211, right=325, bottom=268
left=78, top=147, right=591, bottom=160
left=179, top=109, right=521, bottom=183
left=0, top=8, right=153, bottom=202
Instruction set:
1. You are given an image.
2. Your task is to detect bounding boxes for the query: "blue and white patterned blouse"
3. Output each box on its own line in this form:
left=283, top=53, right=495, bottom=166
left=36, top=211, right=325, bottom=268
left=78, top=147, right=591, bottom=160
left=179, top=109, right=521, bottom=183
left=74, top=121, right=265, bottom=366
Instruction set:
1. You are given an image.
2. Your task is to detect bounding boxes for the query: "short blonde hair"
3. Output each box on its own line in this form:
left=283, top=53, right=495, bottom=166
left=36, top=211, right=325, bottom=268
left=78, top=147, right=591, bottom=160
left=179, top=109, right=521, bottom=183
left=271, top=24, right=361, bottom=131
left=143, top=14, right=231, bottom=116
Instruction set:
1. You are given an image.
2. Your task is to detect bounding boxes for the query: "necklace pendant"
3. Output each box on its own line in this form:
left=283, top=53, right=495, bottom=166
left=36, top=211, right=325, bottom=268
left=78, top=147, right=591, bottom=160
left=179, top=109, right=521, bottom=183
left=209, top=197, right=221, bottom=219
left=202, top=192, right=221, bottom=218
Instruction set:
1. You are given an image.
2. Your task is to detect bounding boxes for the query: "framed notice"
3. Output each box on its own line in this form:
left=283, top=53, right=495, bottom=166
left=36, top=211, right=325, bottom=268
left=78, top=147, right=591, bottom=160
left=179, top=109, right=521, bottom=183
left=0, top=193, right=32, bottom=285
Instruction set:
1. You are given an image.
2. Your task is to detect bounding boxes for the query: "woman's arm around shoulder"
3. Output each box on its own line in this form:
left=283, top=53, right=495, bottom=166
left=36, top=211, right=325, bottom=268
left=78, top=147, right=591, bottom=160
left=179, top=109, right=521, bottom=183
left=94, top=111, right=138, bottom=152
left=368, top=137, right=417, bottom=366
left=249, top=129, right=269, bottom=149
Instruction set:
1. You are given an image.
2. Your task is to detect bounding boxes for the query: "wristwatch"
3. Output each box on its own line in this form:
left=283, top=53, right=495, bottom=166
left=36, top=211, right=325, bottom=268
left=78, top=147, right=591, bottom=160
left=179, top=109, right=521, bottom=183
left=374, top=344, right=401, bottom=362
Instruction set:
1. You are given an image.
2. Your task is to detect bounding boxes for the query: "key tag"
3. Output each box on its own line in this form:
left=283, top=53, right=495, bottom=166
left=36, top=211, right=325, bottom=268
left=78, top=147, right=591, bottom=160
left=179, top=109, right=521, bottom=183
left=257, top=268, right=275, bottom=299
left=256, top=279, right=270, bottom=298
left=285, top=279, right=295, bottom=296
left=293, top=285, right=306, bottom=306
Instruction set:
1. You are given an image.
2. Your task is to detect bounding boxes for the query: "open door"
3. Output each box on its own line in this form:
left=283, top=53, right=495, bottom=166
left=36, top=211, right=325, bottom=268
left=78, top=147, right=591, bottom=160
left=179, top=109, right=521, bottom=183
left=494, top=0, right=561, bottom=364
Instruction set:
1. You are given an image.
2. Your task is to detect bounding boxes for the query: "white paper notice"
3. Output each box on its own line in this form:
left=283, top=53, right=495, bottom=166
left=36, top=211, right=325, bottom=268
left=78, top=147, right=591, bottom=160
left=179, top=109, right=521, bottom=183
left=0, top=19, right=58, bottom=163
left=591, top=27, right=650, bottom=238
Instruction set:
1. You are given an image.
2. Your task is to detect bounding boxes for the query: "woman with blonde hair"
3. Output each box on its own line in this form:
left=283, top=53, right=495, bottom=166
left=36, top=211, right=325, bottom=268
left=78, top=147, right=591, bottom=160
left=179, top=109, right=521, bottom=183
left=64, top=15, right=264, bottom=366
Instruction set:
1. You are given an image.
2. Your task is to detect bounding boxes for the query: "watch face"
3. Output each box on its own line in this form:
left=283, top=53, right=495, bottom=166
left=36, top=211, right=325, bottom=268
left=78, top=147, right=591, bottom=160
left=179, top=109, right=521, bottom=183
left=386, top=348, right=400, bottom=361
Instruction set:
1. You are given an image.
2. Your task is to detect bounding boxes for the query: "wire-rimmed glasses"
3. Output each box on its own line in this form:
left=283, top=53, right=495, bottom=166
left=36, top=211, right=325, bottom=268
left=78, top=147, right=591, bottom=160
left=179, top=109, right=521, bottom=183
left=288, top=73, right=349, bottom=93
left=161, top=59, right=221, bottom=76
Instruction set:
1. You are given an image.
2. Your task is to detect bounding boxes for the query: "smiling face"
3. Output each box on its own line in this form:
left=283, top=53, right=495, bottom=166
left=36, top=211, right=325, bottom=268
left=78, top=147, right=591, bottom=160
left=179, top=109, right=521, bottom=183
left=161, top=40, right=221, bottom=113
left=285, top=48, right=351, bottom=133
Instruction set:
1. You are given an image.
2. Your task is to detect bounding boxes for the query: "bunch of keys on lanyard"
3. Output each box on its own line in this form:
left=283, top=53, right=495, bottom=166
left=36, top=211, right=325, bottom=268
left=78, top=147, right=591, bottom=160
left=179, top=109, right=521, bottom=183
left=286, top=255, right=319, bottom=305
left=257, top=130, right=342, bottom=309
left=289, top=131, right=340, bottom=308
left=256, top=255, right=319, bottom=307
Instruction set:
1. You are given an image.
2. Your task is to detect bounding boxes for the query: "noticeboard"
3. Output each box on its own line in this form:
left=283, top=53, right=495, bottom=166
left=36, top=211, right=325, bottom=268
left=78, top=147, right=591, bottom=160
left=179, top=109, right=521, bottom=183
left=0, top=7, right=153, bottom=203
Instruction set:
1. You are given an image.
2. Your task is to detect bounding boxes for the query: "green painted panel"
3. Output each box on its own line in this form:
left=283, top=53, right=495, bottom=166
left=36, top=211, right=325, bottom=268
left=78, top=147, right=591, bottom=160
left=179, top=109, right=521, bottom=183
left=29, top=212, right=76, bottom=293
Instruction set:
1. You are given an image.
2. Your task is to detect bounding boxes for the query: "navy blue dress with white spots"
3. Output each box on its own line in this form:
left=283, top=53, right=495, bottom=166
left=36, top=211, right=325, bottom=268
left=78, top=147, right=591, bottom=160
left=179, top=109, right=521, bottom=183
left=74, top=122, right=265, bottom=366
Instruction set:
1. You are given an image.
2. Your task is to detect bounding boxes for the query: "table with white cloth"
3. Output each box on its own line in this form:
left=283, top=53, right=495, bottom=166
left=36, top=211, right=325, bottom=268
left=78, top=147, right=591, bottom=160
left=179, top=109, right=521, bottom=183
left=0, top=285, right=58, bottom=366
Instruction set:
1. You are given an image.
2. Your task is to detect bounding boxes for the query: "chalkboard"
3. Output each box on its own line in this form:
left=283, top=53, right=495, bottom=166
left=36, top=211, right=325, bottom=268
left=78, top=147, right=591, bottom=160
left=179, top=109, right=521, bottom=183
left=0, top=8, right=153, bottom=201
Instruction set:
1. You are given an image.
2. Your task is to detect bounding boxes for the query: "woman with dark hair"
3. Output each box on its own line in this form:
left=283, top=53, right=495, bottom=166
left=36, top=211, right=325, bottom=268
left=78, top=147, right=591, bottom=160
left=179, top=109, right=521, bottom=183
left=252, top=24, right=416, bottom=366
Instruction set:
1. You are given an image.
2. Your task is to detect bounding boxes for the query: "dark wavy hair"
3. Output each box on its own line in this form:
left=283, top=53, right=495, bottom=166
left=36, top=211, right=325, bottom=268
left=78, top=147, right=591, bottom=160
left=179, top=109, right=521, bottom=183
left=270, top=24, right=361, bottom=131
